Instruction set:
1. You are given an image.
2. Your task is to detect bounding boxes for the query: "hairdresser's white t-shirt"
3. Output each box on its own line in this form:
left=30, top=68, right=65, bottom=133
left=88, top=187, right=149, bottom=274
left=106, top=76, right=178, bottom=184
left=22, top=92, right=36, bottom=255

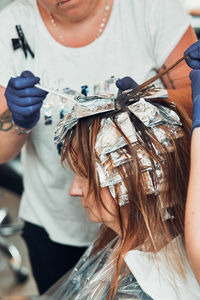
left=0, top=0, right=190, bottom=245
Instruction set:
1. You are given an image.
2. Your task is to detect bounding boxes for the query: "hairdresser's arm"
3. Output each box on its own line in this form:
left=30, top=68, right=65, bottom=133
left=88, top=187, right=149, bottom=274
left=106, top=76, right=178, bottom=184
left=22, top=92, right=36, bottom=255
left=158, top=26, right=197, bottom=116
left=185, top=69, right=200, bottom=283
left=185, top=127, right=200, bottom=283
left=0, top=71, right=47, bottom=163
left=0, top=87, right=27, bottom=163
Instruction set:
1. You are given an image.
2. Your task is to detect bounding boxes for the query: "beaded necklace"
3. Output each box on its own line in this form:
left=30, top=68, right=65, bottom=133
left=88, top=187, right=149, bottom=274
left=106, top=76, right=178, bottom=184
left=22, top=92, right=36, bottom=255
left=49, top=0, right=111, bottom=46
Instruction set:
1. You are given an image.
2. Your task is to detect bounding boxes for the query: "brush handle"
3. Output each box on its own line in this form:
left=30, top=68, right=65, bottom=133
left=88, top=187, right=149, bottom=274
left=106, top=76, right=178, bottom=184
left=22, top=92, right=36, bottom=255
left=0, top=71, right=77, bottom=104
left=133, top=53, right=189, bottom=95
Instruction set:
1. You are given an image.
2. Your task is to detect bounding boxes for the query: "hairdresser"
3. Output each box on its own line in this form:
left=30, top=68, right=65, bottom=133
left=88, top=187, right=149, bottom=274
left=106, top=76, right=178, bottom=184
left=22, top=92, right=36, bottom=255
left=0, top=0, right=197, bottom=294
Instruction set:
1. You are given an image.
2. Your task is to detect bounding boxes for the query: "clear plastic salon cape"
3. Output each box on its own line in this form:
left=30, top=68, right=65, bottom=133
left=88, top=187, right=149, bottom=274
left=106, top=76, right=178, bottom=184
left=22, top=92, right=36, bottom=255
left=49, top=237, right=152, bottom=300
left=48, top=235, right=200, bottom=300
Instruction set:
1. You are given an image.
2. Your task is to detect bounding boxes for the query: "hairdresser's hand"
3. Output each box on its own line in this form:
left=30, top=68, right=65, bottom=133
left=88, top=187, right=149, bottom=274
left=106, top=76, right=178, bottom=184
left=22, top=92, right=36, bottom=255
left=5, top=71, right=48, bottom=129
left=116, top=76, right=138, bottom=94
left=190, top=70, right=200, bottom=134
left=185, top=40, right=200, bottom=70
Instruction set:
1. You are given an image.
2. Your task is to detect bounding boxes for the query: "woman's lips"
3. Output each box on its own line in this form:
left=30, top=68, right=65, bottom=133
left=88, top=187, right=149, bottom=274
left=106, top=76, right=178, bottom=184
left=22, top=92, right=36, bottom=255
left=57, top=0, right=71, bottom=6
left=82, top=201, right=89, bottom=210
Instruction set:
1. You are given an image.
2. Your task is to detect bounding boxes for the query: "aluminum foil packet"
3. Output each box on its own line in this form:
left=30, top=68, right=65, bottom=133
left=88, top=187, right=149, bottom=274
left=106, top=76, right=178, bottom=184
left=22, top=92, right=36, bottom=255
left=76, top=95, right=115, bottom=118
left=54, top=95, right=115, bottom=144
left=54, top=101, right=77, bottom=144
left=128, top=98, right=181, bottom=128
left=95, top=112, right=137, bottom=157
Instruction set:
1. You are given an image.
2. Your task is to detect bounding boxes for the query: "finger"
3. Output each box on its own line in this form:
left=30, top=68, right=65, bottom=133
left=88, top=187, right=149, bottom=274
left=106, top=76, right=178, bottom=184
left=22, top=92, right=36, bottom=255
left=185, top=57, right=200, bottom=69
left=9, top=87, right=48, bottom=98
left=8, top=94, right=46, bottom=107
left=189, top=70, right=200, bottom=81
left=20, top=70, right=37, bottom=78
left=185, top=41, right=200, bottom=57
left=13, top=111, right=38, bottom=124
left=8, top=76, right=40, bottom=90
left=116, top=77, right=138, bottom=91
left=9, top=102, right=43, bottom=117
left=12, top=112, right=40, bottom=129
left=189, top=49, right=200, bottom=60
left=185, top=41, right=200, bottom=69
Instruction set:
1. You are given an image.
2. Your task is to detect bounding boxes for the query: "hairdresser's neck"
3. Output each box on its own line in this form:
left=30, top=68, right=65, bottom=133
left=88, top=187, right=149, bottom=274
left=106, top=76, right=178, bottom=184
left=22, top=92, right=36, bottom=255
left=37, top=0, right=113, bottom=47
left=37, top=0, right=113, bottom=29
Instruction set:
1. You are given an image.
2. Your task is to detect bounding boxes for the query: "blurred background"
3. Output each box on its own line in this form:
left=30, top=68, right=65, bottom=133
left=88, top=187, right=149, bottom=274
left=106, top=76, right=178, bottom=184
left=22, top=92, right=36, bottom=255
left=183, top=0, right=200, bottom=37
left=0, top=0, right=199, bottom=297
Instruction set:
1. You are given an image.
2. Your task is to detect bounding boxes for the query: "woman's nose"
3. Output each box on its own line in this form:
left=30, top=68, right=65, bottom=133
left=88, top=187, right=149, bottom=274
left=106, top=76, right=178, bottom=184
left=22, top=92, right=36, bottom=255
left=69, top=175, right=83, bottom=197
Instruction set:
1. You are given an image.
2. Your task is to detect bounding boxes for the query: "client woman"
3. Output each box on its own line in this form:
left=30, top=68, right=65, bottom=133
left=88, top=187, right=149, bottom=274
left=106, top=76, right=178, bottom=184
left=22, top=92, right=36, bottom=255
left=53, top=87, right=200, bottom=299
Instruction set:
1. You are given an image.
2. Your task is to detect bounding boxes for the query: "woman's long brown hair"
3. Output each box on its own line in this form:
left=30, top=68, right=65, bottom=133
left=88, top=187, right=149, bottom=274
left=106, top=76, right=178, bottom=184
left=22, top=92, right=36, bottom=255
left=61, top=93, right=191, bottom=298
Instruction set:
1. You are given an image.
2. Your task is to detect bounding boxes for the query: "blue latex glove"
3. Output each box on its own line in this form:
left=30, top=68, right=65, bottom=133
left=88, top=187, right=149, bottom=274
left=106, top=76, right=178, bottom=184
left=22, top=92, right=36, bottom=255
left=185, top=40, right=200, bottom=70
left=5, top=71, right=48, bottom=129
left=116, top=76, right=138, bottom=94
left=190, top=70, right=200, bottom=134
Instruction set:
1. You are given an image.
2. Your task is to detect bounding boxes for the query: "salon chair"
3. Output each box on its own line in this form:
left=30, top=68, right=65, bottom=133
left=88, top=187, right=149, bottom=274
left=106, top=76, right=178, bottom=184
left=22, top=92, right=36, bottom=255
left=0, top=207, right=29, bottom=282
left=0, top=155, right=29, bottom=283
